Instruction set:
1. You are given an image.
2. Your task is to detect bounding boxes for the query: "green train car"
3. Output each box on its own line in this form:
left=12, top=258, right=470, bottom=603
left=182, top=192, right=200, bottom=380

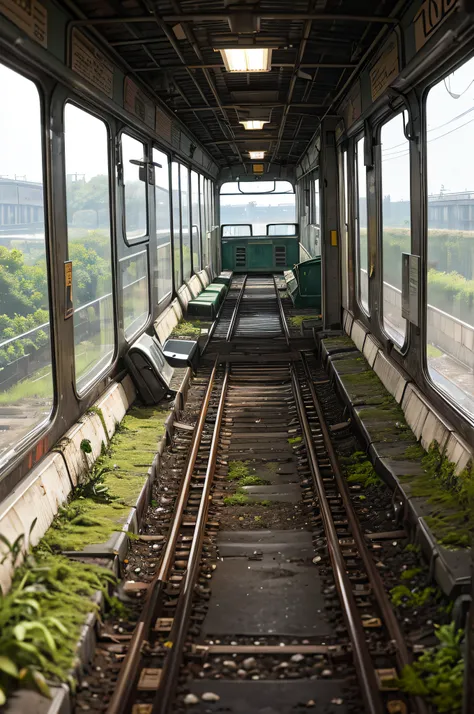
left=221, top=224, right=300, bottom=273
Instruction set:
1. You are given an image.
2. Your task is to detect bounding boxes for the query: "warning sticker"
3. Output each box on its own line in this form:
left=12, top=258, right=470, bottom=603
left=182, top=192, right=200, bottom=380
left=0, top=0, right=47, bottom=47
left=71, top=30, right=114, bottom=98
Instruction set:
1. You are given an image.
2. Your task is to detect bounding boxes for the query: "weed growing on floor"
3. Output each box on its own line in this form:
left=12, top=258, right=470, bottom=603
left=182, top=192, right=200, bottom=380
left=398, top=622, right=464, bottom=713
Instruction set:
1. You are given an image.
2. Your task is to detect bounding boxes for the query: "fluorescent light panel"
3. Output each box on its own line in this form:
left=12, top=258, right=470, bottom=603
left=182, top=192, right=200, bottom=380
left=249, top=151, right=265, bottom=159
left=239, top=120, right=268, bottom=130
left=220, top=48, right=272, bottom=72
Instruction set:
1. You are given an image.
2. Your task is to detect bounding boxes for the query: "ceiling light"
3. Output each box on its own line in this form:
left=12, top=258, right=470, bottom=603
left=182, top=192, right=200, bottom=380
left=220, top=48, right=272, bottom=72
left=249, top=151, right=265, bottom=160
left=239, top=120, right=269, bottom=130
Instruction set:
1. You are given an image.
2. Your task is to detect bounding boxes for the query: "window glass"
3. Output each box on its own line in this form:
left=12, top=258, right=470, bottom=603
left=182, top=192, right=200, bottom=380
left=180, top=164, right=191, bottom=280
left=121, top=250, right=149, bottom=339
left=65, top=104, right=115, bottom=392
left=220, top=183, right=296, bottom=235
left=342, top=149, right=349, bottom=309
left=191, top=171, right=201, bottom=271
left=356, top=137, right=369, bottom=312
left=122, top=134, right=147, bottom=241
left=380, top=113, right=409, bottom=346
left=154, top=148, right=172, bottom=301
left=200, top=177, right=207, bottom=267
left=171, top=162, right=181, bottom=288
left=314, top=177, right=320, bottom=225
left=0, top=64, right=53, bottom=467
left=426, top=57, right=474, bottom=418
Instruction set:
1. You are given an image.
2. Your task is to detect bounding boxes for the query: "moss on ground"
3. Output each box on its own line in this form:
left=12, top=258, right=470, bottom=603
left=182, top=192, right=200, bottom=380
left=288, top=436, right=302, bottom=445
left=343, top=451, right=382, bottom=488
left=289, top=314, right=321, bottom=328
left=224, top=490, right=250, bottom=506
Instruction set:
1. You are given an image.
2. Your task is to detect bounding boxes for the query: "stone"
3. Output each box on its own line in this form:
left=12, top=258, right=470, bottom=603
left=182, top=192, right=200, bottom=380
left=201, top=692, right=220, bottom=702
left=291, top=654, right=304, bottom=663
left=223, top=660, right=237, bottom=670
left=242, top=657, right=257, bottom=670
left=184, top=693, right=199, bottom=705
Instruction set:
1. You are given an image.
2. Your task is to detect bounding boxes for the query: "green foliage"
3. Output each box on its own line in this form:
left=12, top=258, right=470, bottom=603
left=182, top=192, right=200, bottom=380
left=238, top=475, right=264, bottom=486
left=170, top=320, right=202, bottom=339
left=80, top=438, right=92, bottom=454
left=390, top=584, right=436, bottom=608
left=288, top=436, right=302, bottom=445
left=400, top=567, right=422, bottom=581
left=398, top=623, right=464, bottom=713
left=344, top=451, right=382, bottom=488
left=224, top=491, right=250, bottom=506
left=0, top=549, right=115, bottom=705
left=289, top=314, right=321, bottom=328
left=227, top=461, right=250, bottom=480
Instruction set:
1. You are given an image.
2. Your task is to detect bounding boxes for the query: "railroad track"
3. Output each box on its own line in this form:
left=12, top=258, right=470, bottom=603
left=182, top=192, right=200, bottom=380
left=104, top=274, right=420, bottom=714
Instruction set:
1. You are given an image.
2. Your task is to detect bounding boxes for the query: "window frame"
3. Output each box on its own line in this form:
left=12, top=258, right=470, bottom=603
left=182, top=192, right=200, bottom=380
left=421, top=56, right=474, bottom=426
left=120, top=247, right=150, bottom=342
left=376, top=108, right=411, bottom=354
left=354, top=133, right=370, bottom=316
left=0, top=59, right=57, bottom=476
left=179, top=162, right=192, bottom=281
left=153, top=144, right=173, bottom=306
left=63, top=98, right=118, bottom=397
left=190, top=170, right=202, bottom=273
left=119, top=129, right=150, bottom=247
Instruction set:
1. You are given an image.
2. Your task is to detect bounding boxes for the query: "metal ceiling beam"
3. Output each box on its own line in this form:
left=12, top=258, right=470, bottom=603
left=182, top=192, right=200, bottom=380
left=72, top=13, right=398, bottom=25
left=130, top=62, right=357, bottom=69
left=175, top=103, right=327, bottom=111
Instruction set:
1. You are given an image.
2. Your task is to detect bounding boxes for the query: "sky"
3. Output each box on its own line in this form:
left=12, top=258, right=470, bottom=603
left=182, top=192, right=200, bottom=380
left=2, top=56, right=474, bottom=203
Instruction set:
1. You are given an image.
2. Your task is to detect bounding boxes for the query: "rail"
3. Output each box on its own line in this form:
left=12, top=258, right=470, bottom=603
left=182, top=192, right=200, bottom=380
left=291, top=361, right=384, bottom=714
left=106, top=357, right=220, bottom=714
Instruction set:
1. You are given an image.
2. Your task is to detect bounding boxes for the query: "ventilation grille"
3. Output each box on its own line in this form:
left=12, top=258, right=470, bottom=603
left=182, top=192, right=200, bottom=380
left=274, top=246, right=286, bottom=267
left=235, top=246, right=247, bottom=267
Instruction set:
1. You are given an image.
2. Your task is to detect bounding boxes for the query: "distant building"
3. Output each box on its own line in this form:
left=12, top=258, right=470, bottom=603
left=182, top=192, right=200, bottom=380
left=0, top=178, right=43, bottom=226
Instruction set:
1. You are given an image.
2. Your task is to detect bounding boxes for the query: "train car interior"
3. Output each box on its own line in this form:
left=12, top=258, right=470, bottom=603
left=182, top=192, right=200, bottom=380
left=0, top=0, right=474, bottom=712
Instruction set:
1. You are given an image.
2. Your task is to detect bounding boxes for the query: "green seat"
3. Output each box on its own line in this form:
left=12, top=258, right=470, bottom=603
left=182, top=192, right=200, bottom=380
left=188, top=297, right=217, bottom=319
left=213, top=272, right=232, bottom=286
left=204, top=284, right=226, bottom=304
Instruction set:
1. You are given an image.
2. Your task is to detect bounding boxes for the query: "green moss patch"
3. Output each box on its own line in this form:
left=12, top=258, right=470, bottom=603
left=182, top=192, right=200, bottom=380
left=399, top=441, right=474, bottom=549
left=170, top=319, right=202, bottom=339
left=47, top=404, right=170, bottom=551
left=224, top=491, right=250, bottom=506
left=322, top=335, right=355, bottom=351
left=0, top=550, right=117, bottom=705
left=288, top=436, right=302, bottom=445
left=289, top=314, right=321, bottom=328
left=343, top=451, right=382, bottom=488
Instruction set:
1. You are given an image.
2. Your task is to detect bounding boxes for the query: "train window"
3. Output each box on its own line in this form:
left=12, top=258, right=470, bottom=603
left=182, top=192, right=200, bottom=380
left=0, top=64, right=53, bottom=467
left=154, top=148, right=172, bottom=302
left=425, top=57, right=474, bottom=419
left=342, top=149, right=349, bottom=309
left=180, top=165, right=191, bottom=280
left=121, top=250, right=149, bottom=340
left=199, top=177, right=207, bottom=267
left=171, top=162, right=182, bottom=289
left=313, top=177, right=320, bottom=227
left=122, top=134, right=147, bottom=242
left=191, top=171, right=201, bottom=271
left=64, top=104, right=115, bottom=392
left=380, top=113, right=409, bottom=347
left=220, top=180, right=295, bottom=235
left=356, top=137, right=369, bottom=312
